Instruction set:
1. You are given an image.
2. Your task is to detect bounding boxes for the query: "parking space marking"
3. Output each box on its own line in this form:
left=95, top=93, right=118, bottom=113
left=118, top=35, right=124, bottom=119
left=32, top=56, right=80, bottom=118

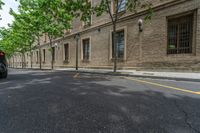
left=73, top=73, right=80, bottom=78
left=124, top=77, right=200, bottom=95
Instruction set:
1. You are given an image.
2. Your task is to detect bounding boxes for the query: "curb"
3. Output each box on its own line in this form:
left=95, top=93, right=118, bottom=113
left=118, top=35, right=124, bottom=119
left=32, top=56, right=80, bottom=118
left=9, top=67, right=52, bottom=71
left=56, top=70, right=200, bottom=83
left=9, top=68, right=200, bottom=82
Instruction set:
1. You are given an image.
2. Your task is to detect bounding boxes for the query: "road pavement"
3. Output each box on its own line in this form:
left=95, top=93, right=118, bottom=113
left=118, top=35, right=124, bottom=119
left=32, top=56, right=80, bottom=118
left=0, top=69, right=200, bottom=133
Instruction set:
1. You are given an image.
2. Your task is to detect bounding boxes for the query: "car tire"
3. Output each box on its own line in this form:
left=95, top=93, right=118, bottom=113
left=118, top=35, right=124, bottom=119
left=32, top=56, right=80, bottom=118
left=2, top=70, right=7, bottom=78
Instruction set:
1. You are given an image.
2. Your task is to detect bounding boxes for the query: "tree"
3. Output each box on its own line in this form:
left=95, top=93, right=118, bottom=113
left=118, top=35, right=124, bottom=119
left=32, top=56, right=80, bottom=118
left=10, top=9, right=37, bottom=68
left=1, top=0, right=74, bottom=70
left=9, top=23, right=32, bottom=69
left=16, top=0, right=47, bottom=69
left=0, top=27, right=27, bottom=68
left=72, top=0, right=153, bottom=72
left=0, top=28, right=17, bottom=58
left=0, top=0, right=4, bottom=10
left=0, top=13, right=36, bottom=69
left=23, top=0, right=73, bottom=70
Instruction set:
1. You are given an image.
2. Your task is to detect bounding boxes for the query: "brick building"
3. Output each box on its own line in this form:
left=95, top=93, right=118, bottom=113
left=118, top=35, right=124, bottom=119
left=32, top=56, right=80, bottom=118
left=10, top=0, right=200, bottom=71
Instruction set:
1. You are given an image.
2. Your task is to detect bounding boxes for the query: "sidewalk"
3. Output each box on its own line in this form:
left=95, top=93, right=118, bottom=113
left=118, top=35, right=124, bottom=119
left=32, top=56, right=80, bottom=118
left=56, top=68, right=200, bottom=82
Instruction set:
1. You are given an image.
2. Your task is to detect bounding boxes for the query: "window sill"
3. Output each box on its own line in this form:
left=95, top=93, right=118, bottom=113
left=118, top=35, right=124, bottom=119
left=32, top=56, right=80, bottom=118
left=82, top=59, right=90, bottom=63
left=167, top=53, right=195, bottom=56
left=111, top=58, right=125, bottom=62
left=63, top=60, right=69, bottom=64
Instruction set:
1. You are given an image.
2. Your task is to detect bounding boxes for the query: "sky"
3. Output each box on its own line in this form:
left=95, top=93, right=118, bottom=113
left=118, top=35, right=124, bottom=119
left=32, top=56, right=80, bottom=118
left=0, top=0, right=19, bottom=28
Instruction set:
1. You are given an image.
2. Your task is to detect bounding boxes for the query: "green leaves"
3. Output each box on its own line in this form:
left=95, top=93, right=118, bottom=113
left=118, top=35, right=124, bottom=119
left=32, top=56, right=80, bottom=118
left=0, top=0, right=155, bottom=58
left=0, top=0, right=74, bottom=57
left=0, top=0, right=4, bottom=10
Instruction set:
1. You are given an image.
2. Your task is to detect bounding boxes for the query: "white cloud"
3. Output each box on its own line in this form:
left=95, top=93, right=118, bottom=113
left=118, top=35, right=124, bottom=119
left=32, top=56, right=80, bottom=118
left=0, top=0, right=19, bottom=28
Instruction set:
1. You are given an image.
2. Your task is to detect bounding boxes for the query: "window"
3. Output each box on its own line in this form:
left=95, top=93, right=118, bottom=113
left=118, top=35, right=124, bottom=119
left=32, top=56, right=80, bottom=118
left=43, top=49, right=46, bottom=62
left=52, top=47, right=55, bottom=62
left=167, top=13, right=193, bottom=54
left=112, top=30, right=125, bottom=59
left=64, top=43, right=69, bottom=61
left=113, top=0, right=126, bottom=13
left=82, top=38, right=90, bottom=61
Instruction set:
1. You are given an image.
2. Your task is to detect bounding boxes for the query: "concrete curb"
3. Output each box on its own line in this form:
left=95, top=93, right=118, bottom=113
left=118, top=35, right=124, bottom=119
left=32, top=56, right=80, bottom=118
left=9, top=67, right=52, bottom=71
left=9, top=68, right=200, bottom=82
left=56, top=70, right=200, bottom=83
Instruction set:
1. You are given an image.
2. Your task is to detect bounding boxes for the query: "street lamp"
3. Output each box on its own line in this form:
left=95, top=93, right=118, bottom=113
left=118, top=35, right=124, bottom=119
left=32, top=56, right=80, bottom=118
left=74, top=33, right=80, bottom=71
left=138, top=19, right=143, bottom=32
left=54, top=43, right=58, bottom=47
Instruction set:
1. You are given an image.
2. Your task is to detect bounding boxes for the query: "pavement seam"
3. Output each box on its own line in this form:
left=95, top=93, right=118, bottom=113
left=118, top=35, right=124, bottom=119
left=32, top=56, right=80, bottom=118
left=173, top=100, right=200, bottom=133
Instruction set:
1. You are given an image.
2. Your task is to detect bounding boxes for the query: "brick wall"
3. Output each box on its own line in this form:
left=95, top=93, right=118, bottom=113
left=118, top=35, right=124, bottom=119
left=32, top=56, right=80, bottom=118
left=10, top=0, right=200, bottom=71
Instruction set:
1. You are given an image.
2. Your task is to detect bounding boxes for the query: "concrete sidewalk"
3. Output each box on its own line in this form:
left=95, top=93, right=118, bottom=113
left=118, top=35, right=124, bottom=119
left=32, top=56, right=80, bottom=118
left=56, top=68, right=200, bottom=82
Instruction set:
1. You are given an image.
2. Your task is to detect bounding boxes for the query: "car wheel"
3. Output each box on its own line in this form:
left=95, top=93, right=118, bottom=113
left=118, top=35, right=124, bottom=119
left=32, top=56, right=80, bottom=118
left=2, top=70, right=7, bottom=78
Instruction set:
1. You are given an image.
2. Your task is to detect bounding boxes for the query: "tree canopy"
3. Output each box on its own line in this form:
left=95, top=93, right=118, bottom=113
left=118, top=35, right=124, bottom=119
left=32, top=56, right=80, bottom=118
left=0, top=0, right=154, bottom=70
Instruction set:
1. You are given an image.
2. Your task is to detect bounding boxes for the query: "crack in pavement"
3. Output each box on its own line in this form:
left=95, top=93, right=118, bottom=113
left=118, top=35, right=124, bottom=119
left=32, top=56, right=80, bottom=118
left=173, top=100, right=200, bottom=133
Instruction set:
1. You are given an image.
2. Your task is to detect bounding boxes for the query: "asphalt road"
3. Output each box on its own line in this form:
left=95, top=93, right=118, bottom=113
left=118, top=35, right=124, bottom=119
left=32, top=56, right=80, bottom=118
left=0, top=69, right=200, bottom=133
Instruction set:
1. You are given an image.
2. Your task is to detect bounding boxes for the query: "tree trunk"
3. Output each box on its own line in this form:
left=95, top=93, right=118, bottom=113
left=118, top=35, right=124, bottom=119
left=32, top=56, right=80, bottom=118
left=24, top=53, right=26, bottom=68
left=29, top=43, right=33, bottom=69
left=30, top=52, right=33, bottom=69
left=76, top=38, right=79, bottom=71
left=113, top=23, right=118, bottom=72
left=21, top=53, right=24, bottom=69
left=39, top=48, right=42, bottom=69
left=12, top=56, right=14, bottom=68
left=37, top=36, right=42, bottom=70
left=49, top=38, right=54, bottom=70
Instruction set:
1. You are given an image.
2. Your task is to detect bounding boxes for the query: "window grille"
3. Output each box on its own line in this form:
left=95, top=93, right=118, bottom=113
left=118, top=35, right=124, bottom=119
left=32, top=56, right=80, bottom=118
left=36, top=51, right=39, bottom=63
left=83, top=39, right=90, bottom=61
left=43, top=49, right=46, bottom=62
left=167, top=14, right=193, bottom=54
left=64, top=44, right=69, bottom=61
left=112, top=30, right=125, bottom=59
left=52, top=47, right=55, bottom=61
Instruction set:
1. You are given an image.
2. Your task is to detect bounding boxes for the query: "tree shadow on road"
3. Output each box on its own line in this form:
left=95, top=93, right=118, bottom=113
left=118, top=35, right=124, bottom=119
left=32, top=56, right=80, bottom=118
left=0, top=71, right=200, bottom=133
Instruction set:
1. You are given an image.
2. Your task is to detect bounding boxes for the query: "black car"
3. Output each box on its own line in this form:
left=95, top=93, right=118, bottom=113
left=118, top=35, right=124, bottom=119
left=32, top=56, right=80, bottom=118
left=0, top=51, right=8, bottom=78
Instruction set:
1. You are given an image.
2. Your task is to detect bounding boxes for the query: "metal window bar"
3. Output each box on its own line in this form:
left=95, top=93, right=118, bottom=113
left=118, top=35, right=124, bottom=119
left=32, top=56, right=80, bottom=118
left=112, top=30, right=125, bottom=59
left=64, top=44, right=69, bottom=61
left=83, top=39, right=90, bottom=60
left=36, top=51, right=39, bottom=62
left=167, top=14, right=193, bottom=54
left=52, top=47, right=55, bottom=61
left=43, top=49, right=45, bottom=62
